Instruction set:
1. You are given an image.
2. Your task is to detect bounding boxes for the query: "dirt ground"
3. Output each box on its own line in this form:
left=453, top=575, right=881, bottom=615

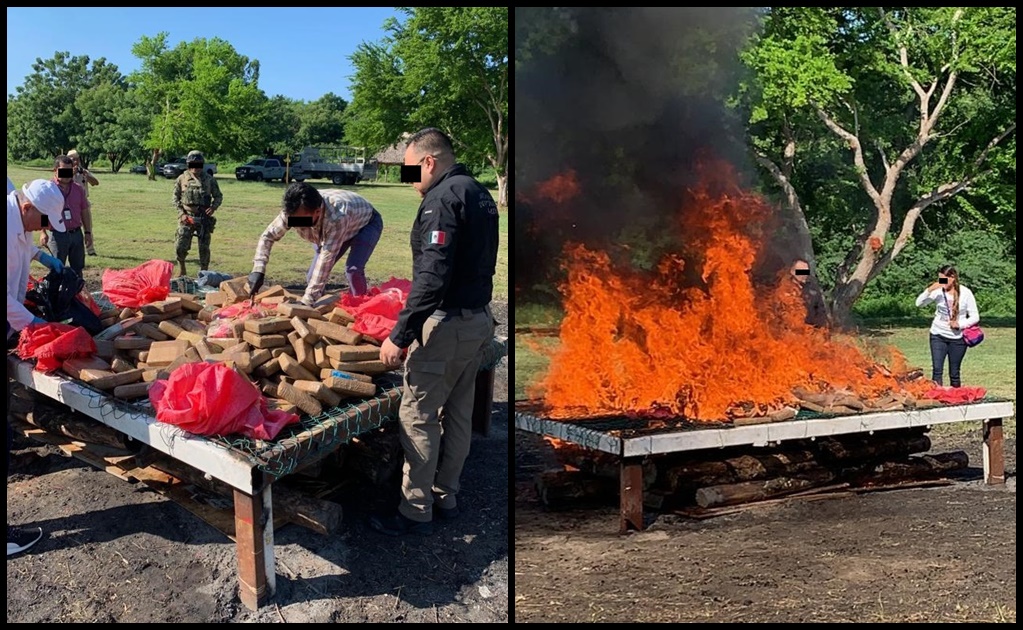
left=6, top=302, right=509, bottom=623
left=515, top=427, right=1016, bottom=623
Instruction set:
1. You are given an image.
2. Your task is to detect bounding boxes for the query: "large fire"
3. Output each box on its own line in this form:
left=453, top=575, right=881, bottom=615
left=533, top=160, right=931, bottom=422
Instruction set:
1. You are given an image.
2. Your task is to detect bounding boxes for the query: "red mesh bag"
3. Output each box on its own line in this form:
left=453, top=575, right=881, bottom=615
left=148, top=362, right=300, bottom=440
left=101, top=260, right=174, bottom=308
left=922, top=386, right=987, bottom=404
left=15, top=322, right=97, bottom=373
left=339, top=277, right=412, bottom=342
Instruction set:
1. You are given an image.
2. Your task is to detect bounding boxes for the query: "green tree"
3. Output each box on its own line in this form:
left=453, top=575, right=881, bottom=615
left=75, top=82, right=149, bottom=172
left=295, top=93, right=348, bottom=148
left=6, top=52, right=122, bottom=162
left=346, top=7, right=509, bottom=206
left=738, top=7, right=1016, bottom=322
left=130, top=33, right=268, bottom=177
left=257, top=95, right=304, bottom=156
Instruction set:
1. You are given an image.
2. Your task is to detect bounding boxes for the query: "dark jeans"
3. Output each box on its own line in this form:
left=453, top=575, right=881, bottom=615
left=305, top=210, right=384, bottom=296
left=929, top=333, right=968, bottom=387
left=8, top=320, right=13, bottom=477
left=53, top=227, right=86, bottom=277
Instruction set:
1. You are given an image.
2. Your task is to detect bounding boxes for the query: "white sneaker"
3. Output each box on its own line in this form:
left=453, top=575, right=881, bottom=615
left=7, top=525, right=43, bottom=556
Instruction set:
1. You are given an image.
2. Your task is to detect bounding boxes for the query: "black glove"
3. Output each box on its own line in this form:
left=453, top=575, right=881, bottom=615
left=248, top=271, right=265, bottom=297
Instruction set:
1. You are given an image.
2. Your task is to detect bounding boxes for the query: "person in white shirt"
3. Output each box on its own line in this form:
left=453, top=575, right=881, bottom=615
left=914, top=265, right=980, bottom=388
left=7, top=178, right=67, bottom=557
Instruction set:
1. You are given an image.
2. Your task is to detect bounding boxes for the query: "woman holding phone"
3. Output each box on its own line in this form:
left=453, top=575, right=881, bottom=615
left=915, top=265, right=980, bottom=387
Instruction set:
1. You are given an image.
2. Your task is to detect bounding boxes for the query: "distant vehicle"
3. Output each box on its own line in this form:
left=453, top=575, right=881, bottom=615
left=162, top=158, right=218, bottom=179
left=235, top=157, right=305, bottom=182
left=129, top=161, right=167, bottom=174
left=293, top=146, right=378, bottom=185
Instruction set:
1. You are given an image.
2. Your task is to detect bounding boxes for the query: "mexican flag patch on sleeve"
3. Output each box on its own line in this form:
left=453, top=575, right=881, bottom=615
left=430, top=230, right=447, bottom=245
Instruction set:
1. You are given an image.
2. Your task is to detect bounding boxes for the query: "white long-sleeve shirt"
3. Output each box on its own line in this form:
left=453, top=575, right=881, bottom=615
left=915, top=285, right=980, bottom=339
left=7, top=191, right=43, bottom=337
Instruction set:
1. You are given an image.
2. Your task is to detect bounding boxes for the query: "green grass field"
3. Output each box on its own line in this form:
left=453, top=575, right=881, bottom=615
left=515, top=305, right=1016, bottom=435
left=8, top=164, right=507, bottom=298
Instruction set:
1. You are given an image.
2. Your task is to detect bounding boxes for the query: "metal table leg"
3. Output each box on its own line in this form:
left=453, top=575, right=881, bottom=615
left=982, top=418, right=1005, bottom=484
left=234, top=481, right=276, bottom=610
left=619, top=458, right=644, bottom=533
left=472, top=367, right=495, bottom=436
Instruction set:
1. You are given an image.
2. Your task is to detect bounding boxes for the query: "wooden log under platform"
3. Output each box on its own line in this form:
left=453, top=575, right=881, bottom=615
left=694, top=467, right=837, bottom=508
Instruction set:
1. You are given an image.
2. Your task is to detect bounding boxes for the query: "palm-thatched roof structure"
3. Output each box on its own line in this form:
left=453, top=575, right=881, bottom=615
left=374, top=134, right=411, bottom=165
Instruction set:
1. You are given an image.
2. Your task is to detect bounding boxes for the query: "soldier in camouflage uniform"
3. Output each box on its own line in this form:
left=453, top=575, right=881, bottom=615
left=172, top=150, right=223, bottom=277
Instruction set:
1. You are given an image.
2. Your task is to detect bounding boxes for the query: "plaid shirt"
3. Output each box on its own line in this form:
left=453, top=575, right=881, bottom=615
left=252, top=189, right=377, bottom=304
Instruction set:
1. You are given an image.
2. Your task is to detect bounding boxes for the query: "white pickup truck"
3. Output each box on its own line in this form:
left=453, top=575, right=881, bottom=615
left=234, top=158, right=305, bottom=182
left=293, top=146, right=379, bottom=185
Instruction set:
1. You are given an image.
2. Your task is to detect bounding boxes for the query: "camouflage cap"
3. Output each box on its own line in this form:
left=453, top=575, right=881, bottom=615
left=186, top=150, right=205, bottom=163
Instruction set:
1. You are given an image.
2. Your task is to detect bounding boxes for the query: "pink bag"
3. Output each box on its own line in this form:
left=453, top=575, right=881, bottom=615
left=962, top=324, right=984, bottom=347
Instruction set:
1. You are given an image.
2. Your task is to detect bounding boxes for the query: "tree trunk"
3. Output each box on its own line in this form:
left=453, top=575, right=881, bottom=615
left=148, top=148, right=162, bottom=181
left=497, top=172, right=508, bottom=209
left=829, top=274, right=868, bottom=324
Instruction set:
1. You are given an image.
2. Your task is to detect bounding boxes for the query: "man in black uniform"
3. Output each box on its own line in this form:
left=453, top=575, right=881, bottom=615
left=372, top=128, right=499, bottom=536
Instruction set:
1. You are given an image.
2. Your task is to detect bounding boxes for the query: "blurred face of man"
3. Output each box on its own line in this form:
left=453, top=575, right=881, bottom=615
left=19, top=199, right=47, bottom=232
left=791, top=260, right=811, bottom=286
left=54, top=163, right=74, bottom=188
left=291, top=203, right=324, bottom=228
left=403, top=145, right=438, bottom=198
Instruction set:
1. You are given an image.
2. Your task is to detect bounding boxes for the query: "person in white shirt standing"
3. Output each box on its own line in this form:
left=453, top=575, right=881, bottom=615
left=915, top=264, right=980, bottom=388
left=7, top=178, right=67, bottom=557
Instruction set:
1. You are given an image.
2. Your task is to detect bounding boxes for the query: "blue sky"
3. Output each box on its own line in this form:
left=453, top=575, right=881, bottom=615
left=7, top=7, right=403, bottom=103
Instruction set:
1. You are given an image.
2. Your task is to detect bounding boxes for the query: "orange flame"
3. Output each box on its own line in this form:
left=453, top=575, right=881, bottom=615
left=532, top=169, right=581, bottom=204
left=533, top=159, right=930, bottom=422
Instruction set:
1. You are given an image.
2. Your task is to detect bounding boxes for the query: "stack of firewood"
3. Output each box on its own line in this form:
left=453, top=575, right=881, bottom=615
left=64, top=277, right=392, bottom=415
left=535, top=429, right=969, bottom=513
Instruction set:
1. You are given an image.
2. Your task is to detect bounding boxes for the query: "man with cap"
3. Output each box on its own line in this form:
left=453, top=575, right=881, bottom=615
left=66, top=149, right=99, bottom=255
left=172, top=150, right=223, bottom=277
left=7, top=178, right=66, bottom=556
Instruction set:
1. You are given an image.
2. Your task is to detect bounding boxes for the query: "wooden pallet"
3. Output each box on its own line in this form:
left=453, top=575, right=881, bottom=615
left=10, top=417, right=338, bottom=540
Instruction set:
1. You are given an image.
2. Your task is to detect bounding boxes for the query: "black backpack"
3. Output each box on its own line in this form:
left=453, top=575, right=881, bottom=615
left=26, top=267, right=104, bottom=335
